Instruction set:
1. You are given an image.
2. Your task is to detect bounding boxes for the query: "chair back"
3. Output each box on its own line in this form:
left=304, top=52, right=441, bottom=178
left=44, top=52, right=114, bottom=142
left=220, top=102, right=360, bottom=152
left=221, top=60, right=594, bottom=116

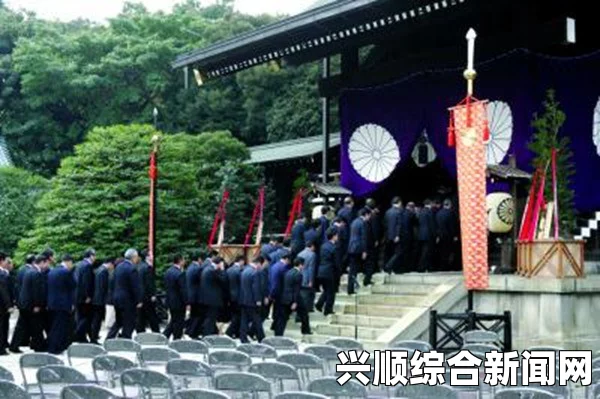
left=140, top=347, right=181, bottom=366
left=120, top=368, right=175, bottom=398
left=262, top=337, right=299, bottom=352
left=167, top=359, right=214, bottom=389
left=237, top=343, right=278, bottom=360
left=60, top=384, right=120, bottom=399
left=175, top=389, right=230, bottom=399
left=495, top=387, right=557, bottom=399
left=169, top=340, right=209, bottom=358
left=67, top=343, right=106, bottom=365
left=214, top=372, right=271, bottom=396
left=274, top=393, right=327, bottom=399
left=208, top=350, right=251, bottom=370
left=103, top=339, right=141, bottom=354
left=20, top=353, right=64, bottom=390
left=202, top=335, right=237, bottom=349
left=135, top=332, right=169, bottom=346
left=277, top=353, right=324, bottom=372
left=249, top=362, right=301, bottom=390
left=395, top=384, right=459, bottom=399
left=303, top=345, right=339, bottom=361
left=0, top=381, right=29, bottom=399
left=92, top=355, right=136, bottom=387
left=308, top=377, right=367, bottom=398
left=390, top=340, right=432, bottom=352
left=37, top=366, right=87, bottom=398
left=463, top=330, right=500, bottom=345
left=461, top=343, right=500, bottom=354
left=0, top=366, right=13, bottom=382
left=324, top=338, right=363, bottom=351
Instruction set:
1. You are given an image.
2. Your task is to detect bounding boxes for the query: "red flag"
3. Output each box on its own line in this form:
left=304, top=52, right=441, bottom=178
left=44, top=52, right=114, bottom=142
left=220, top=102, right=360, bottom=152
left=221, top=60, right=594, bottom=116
left=149, top=151, right=157, bottom=180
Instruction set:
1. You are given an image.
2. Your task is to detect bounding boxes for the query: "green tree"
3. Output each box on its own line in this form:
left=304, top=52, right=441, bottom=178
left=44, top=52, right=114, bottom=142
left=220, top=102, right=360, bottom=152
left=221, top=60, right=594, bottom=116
left=15, top=124, right=269, bottom=273
left=528, top=89, right=576, bottom=235
left=0, top=167, right=49, bottom=254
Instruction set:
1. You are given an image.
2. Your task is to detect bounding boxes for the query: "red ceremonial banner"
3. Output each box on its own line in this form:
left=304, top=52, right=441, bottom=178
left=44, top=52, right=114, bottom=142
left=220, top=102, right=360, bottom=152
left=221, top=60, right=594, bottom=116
left=449, top=98, right=489, bottom=290
left=148, top=150, right=157, bottom=265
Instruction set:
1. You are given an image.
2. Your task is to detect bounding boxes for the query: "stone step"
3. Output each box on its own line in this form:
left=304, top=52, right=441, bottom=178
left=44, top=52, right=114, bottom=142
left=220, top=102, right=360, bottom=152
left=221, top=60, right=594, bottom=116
left=370, top=283, right=439, bottom=295
left=354, top=293, right=426, bottom=307
left=282, top=329, right=386, bottom=350
left=340, top=303, right=414, bottom=318
left=330, top=314, right=397, bottom=329
left=315, top=324, right=387, bottom=341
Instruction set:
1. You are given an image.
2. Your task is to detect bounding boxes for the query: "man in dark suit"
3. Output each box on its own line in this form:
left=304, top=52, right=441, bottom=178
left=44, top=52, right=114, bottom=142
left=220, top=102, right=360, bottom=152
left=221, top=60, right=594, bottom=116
left=90, top=258, right=114, bottom=344
left=9, top=254, right=35, bottom=353
left=347, top=208, right=371, bottom=295
left=107, top=249, right=143, bottom=339
left=0, top=253, right=14, bottom=355
left=278, top=257, right=312, bottom=336
left=384, top=197, right=403, bottom=266
left=74, top=248, right=95, bottom=343
left=436, top=199, right=459, bottom=271
left=268, top=252, right=292, bottom=333
left=163, top=254, right=188, bottom=340
left=200, top=257, right=227, bottom=337
left=136, top=250, right=160, bottom=334
left=290, top=215, right=307, bottom=258
left=47, top=254, right=76, bottom=354
left=239, top=256, right=265, bottom=343
left=225, top=255, right=244, bottom=339
left=260, top=236, right=278, bottom=259
left=185, top=250, right=205, bottom=339
left=296, top=241, right=316, bottom=312
left=365, top=198, right=382, bottom=280
left=337, top=196, right=356, bottom=226
left=315, top=228, right=339, bottom=315
left=269, top=238, right=290, bottom=265
left=332, top=217, right=348, bottom=291
left=257, top=254, right=271, bottom=324
left=318, top=206, right=331, bottom=244
left=417, top=199, right=437, bottom=272
left=21, top=255, right=49, bottom=352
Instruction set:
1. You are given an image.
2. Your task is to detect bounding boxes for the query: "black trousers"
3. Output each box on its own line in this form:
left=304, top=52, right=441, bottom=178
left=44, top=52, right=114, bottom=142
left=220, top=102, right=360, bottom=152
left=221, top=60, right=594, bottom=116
left=136, top=300, right=160, bottom=333
left=240, top=306, right=264, bottom=344
left=0, top=312, right=9, bottom=351
left=279, top=301, right=311, bottom=336
left=225, top=302, right=241, bottom=338
left=202, top=306, right=220, bottom=337
left=30, top=310, right=46, bottom=352
left=418, top=240, right=435, bottom=272
left=186, top=304, right=204, bottom=339
left=438, top=238, right=455, bottom=271
left=272, top=301, right=287, bottom=336
left=316, top=277, right=336, bottom=315
left=48, top=310, right=73, bottom=354
left=75, top=303, right=93, bottom=343
left=107, top=306, right=136, bottom=339
left=163, top=308, right=185, bottom=340
left=10, top=308, right=30, bottom=350
left=364, top=249, right=376, bottom=285
left=348, top=254, right=362, bottom=295
left=300, top=288, right=315, bottom=313
left=90, top=305, right=106, bottom=343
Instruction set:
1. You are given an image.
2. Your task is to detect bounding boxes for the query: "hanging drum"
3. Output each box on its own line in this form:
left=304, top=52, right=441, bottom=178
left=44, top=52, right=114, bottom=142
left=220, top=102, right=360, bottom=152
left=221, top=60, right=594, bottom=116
left=486, top=101, right=513, bottom=165
left=486, top=192, right=515, bottom=233
left=348, top=123, right=400, bottom=183
left=594, top=97, right=600, bottom=156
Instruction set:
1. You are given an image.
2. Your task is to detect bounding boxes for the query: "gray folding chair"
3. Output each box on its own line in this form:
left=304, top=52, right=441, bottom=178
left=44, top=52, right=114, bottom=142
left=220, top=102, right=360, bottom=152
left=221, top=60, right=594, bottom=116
left=208, top=350, right=251, bottom=371
left=37, top=365, right=87, bottom=398
left=0, top=366, right=13, bottom=382
left=140, top=347, right=181, bottom=369
left=175, top=389, right=230, bottom=399
left=461, top=343, right=500, bottom=354
left=202, top=335, right=237, bottom=350
left=169, top=340, right=209, bottom=361
left=390, top=340, right=432, bottom=352
left=522, top=383, right=568, bottom=398
left=166, top=359, right=214, bottom=390
left=308, top=377, right=367, bottom=399
left=277, top=353, right=324, bottom=385
left=237, top=343, right=278, bottom=361
left=214, top=372, right=272, bottom=399
left=495, top=387, right=557, bottom=399
left=135, top=333, right=169, bottom=346
left=463, top=330, right=500, bottom=346
left=303, top=345, right=339, bottom=373
left=587, top=369, right=600, bottom=399
left=249, top=362, right=301, bottom=392
left=92, top=355, right=136, bottom=388
left=60, top=384, right=120, bottom=399
left=67, top=343, right=107, bottom=366
left=120, top=368, right=176, bottom=399
left=103, top=339, right=142, bottom=363
left=0, top=380, right=29, bottom=399
left=262, top=337, right=298, bottom=353
left=324, top=338, right=363, bottom=351
left=274, top=393, right=327, bottom=399
left=593, top=357, right=600, bottom=370
left=397, top=384, right=459, bottom=399
left=20, top=353, right=64, bottom=393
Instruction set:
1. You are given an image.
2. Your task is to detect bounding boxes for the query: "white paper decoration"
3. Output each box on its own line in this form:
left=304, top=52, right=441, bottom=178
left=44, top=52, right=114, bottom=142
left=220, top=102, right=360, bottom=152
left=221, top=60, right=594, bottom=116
left=486, top=101, right=513, bottom=165
left=486, top=192, right=515, bottom=233
left=349, top=123, right=400, bottom=183
left=594, top=97, right=600, bottom=156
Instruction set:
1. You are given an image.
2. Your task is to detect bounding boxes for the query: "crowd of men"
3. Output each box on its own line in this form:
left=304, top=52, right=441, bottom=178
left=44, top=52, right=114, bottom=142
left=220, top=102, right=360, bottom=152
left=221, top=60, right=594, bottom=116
left=0, top=195, right=459, bottom=355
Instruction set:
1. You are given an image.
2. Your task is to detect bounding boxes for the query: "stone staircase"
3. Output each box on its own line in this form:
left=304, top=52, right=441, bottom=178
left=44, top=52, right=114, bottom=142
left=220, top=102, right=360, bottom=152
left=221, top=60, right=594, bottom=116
left=273, top=272, right=466, bottom=349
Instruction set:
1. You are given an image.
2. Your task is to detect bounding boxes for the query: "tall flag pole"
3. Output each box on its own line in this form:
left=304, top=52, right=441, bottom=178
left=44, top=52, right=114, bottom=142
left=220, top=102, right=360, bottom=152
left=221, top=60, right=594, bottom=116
left=148, top=134, right=160, bottom=266
left=447, top=28, right=490, bottom=292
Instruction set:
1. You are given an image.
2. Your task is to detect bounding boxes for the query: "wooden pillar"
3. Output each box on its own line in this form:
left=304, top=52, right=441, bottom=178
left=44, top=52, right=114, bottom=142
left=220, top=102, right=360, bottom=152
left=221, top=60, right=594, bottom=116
left=321, top=57, right=330, bottom=183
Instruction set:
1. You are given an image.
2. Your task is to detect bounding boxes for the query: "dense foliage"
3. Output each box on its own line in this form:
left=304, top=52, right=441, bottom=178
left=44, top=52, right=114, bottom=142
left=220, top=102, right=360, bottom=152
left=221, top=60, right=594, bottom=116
left=0, top=1, right=323, bottom=175
left=528, top=89, right=576, bottom=235
left=15, top=124, right=271, bottom=273
left=0, top=167, right=49, bottom=254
